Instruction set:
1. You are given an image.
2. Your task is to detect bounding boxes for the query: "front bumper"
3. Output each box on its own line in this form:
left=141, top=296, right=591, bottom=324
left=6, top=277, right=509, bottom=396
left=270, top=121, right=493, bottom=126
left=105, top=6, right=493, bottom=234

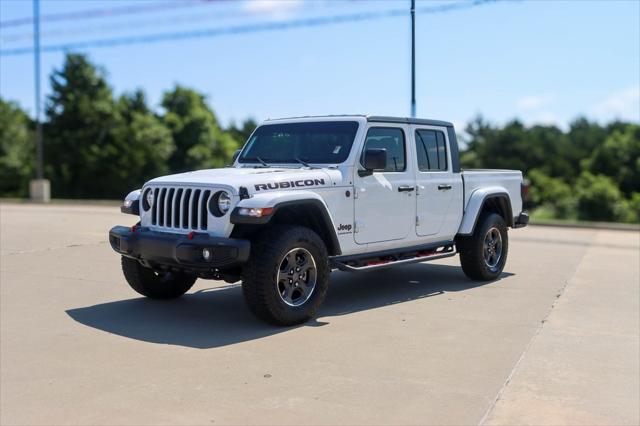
left=108, top=226, right=250, bottom=270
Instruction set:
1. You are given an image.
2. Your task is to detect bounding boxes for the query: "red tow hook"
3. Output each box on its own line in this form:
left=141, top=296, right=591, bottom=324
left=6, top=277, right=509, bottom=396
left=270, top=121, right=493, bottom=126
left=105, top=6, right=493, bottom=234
left=130, top=224, right=138, bottom=232
left=187, top=231, right=196, bottom=240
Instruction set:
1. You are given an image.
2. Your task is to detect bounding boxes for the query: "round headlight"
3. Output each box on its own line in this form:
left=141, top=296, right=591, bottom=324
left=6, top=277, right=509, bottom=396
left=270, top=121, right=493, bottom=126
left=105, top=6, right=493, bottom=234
left=217, top=191, right=231, bottom=214
left=209, top=191, right=232, bottom=217
left=145, top=189, right=154, bottom=209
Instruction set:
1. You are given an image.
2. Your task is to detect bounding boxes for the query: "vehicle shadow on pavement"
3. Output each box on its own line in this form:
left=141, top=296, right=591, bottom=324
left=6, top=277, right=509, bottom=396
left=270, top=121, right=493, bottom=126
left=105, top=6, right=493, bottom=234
left=66, top=263, right=512, bottom=349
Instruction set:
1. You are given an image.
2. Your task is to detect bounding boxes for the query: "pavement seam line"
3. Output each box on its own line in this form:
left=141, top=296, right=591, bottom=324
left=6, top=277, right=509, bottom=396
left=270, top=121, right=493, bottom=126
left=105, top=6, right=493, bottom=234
left=476, top=231, right=597, bottom=426
left=1, top=241, right=108, bottom=257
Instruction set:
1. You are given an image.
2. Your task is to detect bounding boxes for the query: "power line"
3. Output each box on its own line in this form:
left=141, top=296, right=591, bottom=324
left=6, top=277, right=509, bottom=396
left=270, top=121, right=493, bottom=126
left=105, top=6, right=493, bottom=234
left=0, top=1, right=497, bottom=57
left=1, top=0, right=352, bottom=44
left=0, top=0, right=213, bottom=28
left=1, top=8, right=264, bottom=44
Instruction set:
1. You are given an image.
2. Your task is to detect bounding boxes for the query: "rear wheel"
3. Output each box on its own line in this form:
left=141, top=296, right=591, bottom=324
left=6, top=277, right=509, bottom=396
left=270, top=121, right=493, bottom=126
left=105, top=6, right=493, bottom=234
left=241, top=225, right=330, bottom=326
left=121, top=256, right=196, bottom=299
left=457, top=213, right=509, bottom=281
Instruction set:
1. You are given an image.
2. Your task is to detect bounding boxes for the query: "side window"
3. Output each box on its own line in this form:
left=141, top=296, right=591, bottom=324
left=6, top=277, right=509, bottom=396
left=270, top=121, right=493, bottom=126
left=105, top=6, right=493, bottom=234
left=415, top=129, right=448, bottom=171
left=360, top=127, right=406, bottom=172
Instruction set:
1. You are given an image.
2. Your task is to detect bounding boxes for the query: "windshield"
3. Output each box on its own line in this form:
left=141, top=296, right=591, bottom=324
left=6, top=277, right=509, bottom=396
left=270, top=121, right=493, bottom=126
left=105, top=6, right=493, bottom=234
left=239, top=121, right=359, bottom=165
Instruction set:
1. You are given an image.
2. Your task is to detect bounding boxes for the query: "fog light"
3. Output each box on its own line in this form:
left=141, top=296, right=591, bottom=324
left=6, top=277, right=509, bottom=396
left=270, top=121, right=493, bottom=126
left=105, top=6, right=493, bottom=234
left=202, top=248, right=211, bottom=261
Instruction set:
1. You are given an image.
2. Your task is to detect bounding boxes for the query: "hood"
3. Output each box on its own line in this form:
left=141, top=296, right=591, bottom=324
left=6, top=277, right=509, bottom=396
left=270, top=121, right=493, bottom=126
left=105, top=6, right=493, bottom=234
left=147, top=167, right=340, bottom=195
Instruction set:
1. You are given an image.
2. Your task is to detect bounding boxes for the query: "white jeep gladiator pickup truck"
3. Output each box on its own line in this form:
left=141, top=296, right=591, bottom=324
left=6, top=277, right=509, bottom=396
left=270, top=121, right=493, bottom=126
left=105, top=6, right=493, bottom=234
left=109, top=115, right=528, bottom=325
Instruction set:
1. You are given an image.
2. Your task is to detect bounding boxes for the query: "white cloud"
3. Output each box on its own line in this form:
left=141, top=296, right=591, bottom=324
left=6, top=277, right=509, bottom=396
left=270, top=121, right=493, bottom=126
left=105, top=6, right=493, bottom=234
left=590, top=85, right=640, bottom=122
left=242, top=0, right=303, bottom=18
left=516, top=93, right=555, bottom=111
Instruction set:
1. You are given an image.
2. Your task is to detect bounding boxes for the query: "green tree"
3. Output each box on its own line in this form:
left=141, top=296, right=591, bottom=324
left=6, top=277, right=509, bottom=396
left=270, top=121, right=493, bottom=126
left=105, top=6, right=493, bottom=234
left=527, top=169, right=576, bottom=219
left=161, top=86, right=238, bottom=172
left=462, top=116, right=572, bottom=178
left=44, top=53, right=121, bottom=198
left=564, top=118, right=606, bottom=182
left=582, top=124, right=640, bottom=197
left=627, top=193, right=640, bottom=223
left=227, top=118, right=258, bottom=146
left=0, top=99, right=34, bottom=197
left=44, top=55, right=176, bottom=198
left=113, top=89, right=175, bottom=190
left=575, top=172, right=625, bottom=222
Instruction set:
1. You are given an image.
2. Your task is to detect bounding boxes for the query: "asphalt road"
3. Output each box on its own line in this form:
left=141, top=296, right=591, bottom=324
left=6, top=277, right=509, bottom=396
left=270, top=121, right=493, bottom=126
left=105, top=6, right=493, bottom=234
left=1, top=203, right=638, bottom=425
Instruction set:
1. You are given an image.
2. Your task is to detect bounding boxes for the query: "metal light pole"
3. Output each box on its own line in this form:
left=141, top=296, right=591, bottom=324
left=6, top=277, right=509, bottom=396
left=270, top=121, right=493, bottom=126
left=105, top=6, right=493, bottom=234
left=33, top=0, right=42, bottom=179
left=29, top=0, right=50, bottom=202
left=410, top=0, right=416, bottom=118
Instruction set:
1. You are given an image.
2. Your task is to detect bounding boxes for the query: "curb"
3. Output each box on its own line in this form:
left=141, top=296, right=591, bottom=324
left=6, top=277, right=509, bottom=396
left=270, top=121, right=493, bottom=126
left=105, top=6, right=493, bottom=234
left=530, top=220, right=639, bottom=232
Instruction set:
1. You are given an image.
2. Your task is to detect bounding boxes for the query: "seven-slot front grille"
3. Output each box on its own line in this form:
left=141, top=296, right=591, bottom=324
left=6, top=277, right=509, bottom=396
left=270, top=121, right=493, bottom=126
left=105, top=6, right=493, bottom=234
left=149, top=186, right=212, bottom=231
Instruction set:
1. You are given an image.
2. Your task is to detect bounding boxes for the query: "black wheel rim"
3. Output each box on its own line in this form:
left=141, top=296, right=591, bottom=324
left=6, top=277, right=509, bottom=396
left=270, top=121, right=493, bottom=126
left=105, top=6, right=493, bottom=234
left=483, top=227, right=503, bottom=271
left=276, top=247, right=317, bottom=307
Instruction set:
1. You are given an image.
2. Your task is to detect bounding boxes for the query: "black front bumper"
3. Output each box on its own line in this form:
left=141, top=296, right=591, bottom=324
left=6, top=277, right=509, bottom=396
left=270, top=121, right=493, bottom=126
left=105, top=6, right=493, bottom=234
left=109, top=226, right=250, bottom=270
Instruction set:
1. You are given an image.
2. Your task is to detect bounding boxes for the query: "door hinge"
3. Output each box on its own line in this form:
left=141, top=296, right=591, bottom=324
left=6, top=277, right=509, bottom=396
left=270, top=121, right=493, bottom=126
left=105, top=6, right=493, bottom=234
left=415, top=215, right=420, bottom=227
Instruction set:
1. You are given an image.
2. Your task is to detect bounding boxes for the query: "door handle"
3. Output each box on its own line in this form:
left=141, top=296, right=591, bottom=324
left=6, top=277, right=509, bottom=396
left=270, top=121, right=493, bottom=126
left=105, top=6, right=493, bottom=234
left=438, top=184, right=452, bottom=191
left=398, top=186, right=415, bottom=192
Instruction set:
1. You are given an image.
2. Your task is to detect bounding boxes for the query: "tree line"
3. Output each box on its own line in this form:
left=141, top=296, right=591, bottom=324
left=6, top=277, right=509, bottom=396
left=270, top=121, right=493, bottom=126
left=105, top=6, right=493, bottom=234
left=1, top=53, right=256, bottom=200
left=461, top=117, right=639, bottom=223
left=1, top=53, right=638, bottom=223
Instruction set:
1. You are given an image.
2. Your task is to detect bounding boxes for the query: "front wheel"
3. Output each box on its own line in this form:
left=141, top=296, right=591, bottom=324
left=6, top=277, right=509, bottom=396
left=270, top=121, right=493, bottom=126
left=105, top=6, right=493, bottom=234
left=121, top=256, right=196, bottom=299
left=241, top=225, right=330, bottom=326
left=457, top=213, right=509, bottom=281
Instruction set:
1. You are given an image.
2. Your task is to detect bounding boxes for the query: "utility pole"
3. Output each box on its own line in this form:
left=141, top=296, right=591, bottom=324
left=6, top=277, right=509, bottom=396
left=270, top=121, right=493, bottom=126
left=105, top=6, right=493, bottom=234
left=410, top=0, right=416, bottom=118
left=30, top=0, right=50, bottom=202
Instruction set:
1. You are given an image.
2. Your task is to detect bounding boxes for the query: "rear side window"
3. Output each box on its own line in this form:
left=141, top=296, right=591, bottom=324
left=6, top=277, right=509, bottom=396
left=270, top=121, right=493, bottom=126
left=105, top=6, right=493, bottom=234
left=415, top=129, right=448, bottom=171
left=361, top=127, right=406, bottom=172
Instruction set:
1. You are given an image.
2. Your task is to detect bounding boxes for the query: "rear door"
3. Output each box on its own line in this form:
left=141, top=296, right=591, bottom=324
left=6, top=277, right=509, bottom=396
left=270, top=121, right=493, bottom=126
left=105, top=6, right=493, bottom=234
left=412, top=126, right=463, bottom=239
left=354, top=126, right=415, bottom=244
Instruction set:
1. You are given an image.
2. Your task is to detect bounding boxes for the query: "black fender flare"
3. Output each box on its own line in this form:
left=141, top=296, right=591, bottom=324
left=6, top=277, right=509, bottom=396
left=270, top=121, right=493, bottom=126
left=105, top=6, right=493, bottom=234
left=231, top=199, right=341, bottom=255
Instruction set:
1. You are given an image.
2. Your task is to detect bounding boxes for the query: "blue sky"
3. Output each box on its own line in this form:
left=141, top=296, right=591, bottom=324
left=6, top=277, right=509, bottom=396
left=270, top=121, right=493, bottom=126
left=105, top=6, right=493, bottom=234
left=1, top=0, right=639, bottom=130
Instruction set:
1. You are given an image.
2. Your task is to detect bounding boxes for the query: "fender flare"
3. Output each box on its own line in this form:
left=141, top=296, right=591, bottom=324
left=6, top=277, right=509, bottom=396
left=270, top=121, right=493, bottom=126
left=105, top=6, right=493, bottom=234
left=230, top=191, right=341, bottom=255
left=457, top=187, right=514, bottom=236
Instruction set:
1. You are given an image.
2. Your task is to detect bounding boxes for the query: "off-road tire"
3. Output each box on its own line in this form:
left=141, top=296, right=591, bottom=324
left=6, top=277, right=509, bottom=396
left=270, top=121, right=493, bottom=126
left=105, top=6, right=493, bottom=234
left=121, top=256, right=196, bottom=299
left=241, top=225, right=330, bottom=326
left=457, top=213, right=509, bottom=281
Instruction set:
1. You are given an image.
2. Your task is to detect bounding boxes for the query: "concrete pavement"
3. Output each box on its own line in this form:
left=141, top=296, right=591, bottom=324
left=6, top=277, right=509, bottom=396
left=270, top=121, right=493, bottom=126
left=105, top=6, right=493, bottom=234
left=1, top=203, right=638, bottom=425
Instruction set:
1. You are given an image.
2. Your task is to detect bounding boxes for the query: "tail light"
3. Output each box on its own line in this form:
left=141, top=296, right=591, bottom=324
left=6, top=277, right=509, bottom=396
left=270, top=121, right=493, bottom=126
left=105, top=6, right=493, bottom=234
left=521, top=179, right=530, bottom=202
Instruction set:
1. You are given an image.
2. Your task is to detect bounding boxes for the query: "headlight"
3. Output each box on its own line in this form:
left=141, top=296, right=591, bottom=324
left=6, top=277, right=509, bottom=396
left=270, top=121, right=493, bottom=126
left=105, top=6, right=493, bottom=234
left=217, top=191, right=231, bottom=214
left=209, top=190, right=231, bottom=216
left=143, top=189, right=154, bottom=211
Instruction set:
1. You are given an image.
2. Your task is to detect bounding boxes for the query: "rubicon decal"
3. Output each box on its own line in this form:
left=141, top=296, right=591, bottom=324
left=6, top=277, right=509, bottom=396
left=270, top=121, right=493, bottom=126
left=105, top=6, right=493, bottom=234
left=254, top=179, right=325, bottom=191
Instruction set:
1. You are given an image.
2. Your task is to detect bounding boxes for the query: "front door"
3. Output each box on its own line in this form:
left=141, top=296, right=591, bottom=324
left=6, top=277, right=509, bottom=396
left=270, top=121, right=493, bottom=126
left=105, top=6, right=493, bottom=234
left=354, top=126, right=415, bottom=244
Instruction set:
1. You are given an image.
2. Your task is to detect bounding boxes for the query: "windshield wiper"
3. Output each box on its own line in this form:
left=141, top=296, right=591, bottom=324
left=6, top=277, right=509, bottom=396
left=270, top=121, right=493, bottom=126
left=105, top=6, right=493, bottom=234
left=243, top=156, right=270, bottom=167
left=293, top=156, right=312, bottom=168
left=256, top=156, right=270, bottom=167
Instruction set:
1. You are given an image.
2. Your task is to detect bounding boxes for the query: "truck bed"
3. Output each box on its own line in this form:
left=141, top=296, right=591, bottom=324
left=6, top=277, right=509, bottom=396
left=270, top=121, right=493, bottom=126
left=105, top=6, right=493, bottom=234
left=461, top=169, right=524, bottom=220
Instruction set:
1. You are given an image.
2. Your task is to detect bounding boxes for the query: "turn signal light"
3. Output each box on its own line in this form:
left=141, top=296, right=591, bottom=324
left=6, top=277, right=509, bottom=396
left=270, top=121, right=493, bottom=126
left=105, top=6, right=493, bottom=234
left=237, top=207, right=274, bottom=217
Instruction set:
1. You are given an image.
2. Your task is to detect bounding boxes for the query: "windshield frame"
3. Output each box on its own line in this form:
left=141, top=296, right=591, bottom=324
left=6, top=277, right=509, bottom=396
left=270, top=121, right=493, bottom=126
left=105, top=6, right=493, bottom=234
left=237, top=120, right=361, bottom=166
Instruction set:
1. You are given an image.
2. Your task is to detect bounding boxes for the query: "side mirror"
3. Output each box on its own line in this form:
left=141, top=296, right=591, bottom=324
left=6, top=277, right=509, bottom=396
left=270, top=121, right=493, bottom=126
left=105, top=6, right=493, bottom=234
left=232, top=149, right=241, bottom=163
left=359, top=148, right=387, bottom=177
